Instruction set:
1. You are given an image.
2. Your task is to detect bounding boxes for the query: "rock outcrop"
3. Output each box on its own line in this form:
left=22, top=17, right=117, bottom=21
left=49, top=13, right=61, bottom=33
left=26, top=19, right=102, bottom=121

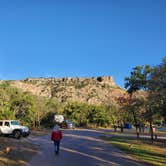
left=10, top=76, right=126, bottom=105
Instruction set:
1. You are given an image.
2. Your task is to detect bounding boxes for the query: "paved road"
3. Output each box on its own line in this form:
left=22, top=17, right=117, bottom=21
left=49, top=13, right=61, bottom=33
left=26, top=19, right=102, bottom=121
left=27, top=129, right=146, bottom=166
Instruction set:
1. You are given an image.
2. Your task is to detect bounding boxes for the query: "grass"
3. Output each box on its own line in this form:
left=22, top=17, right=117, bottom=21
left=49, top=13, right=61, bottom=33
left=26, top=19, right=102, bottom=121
left=103, top=127, right=166, bottom=138
left=101, top=135, right=166, bottom=166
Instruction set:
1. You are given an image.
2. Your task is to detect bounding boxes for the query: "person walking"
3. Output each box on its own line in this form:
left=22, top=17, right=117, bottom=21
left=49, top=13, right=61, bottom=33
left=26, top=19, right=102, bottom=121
left=51, top=124, right=62, bottom=155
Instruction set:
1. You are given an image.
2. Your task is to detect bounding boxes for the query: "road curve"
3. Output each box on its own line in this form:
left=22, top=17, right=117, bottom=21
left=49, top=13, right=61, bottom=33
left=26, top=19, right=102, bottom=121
left=27, top=129, right=146, bottom=166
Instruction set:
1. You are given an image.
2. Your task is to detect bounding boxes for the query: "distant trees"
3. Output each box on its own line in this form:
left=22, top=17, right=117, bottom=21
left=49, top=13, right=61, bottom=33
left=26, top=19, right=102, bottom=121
left=0, top=82, right=115, bottom=128
left=0, top=82, right=36, bottom=126
left=40, top=99, right=63, bottom=128
left=64, top=102, right=89, bottom=127
left=0, top=82, right=60, bottom=128
left=114, top=96, right=130, bottom=132
left=10, top=92, right=35, bottom=125
left=63, top=102, right=113, bottom=127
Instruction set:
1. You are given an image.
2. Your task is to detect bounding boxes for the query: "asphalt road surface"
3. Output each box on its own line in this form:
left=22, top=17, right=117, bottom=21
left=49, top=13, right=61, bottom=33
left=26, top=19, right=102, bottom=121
left=27, top=129, right=146, bottom=166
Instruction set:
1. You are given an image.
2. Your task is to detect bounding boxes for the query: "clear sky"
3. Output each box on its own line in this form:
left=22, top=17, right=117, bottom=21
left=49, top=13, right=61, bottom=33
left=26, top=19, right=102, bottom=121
left=0, top=0, right=165, bottom=87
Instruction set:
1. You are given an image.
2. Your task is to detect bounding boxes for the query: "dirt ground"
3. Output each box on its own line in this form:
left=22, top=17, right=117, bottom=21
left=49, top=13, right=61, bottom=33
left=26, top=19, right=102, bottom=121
left=0, top=131, right=45, bottom=166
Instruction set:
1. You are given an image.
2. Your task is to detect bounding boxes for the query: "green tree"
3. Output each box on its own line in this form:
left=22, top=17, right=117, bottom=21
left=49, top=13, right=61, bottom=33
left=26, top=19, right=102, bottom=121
left=148, top=57, right=166, bottom=123
left=64, top=102, right=89, bottom=127
left=40, top=98, right=62, bottom=128
left=10, top=92, right=35, bottom=126
left=87, top=105, right=111, bottom=127
left=124, top=65, right=154, bottom=139
left=64, top=102, right=112, bottom=127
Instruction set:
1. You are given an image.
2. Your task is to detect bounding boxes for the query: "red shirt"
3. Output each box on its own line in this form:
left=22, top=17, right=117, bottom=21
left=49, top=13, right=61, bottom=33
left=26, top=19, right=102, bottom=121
left=51, top=131, right=62, bottom=141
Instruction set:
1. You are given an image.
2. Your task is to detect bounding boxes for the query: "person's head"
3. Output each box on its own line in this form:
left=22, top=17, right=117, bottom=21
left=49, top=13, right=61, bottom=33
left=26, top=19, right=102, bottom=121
left=53, top=124, right=60, bottom=131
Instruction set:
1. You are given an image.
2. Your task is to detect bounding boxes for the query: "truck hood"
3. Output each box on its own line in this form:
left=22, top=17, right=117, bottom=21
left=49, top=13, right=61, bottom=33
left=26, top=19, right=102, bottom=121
left=12, top=125, right=29, bottom=131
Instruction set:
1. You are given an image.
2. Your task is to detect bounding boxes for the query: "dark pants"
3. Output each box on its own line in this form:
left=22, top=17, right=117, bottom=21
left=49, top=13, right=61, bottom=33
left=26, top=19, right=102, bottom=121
left=54, top=141, right=60, bottom=154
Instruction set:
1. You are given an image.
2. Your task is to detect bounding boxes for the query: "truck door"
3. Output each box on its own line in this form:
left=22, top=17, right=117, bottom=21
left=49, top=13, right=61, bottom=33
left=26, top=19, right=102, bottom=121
left=2, top=121, right=12, bottom=134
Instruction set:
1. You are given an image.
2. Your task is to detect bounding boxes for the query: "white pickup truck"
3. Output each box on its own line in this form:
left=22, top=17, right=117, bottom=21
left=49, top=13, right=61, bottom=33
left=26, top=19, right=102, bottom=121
left=0, top=120, right=30, bottom=139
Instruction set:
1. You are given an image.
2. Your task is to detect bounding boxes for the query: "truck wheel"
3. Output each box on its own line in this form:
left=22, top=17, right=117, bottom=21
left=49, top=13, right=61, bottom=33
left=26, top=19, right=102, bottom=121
left=13, top=130, right=21, bottom=139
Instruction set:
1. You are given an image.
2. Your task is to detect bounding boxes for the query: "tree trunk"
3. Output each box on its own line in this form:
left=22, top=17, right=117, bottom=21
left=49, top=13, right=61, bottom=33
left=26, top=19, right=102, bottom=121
left=139, top=123, right=141, bottom=133
left=114, top=125, right=117, bottom=132
left=132, top=111, right=138, bottom=132
left=149, top=121, right=154, bottom=143
left=129, top=93, right=139, bottom=136
left=120, top=123, right=124, bottom=132
left=142, top=124, right=145, bottom=133
left=136, top=132, right=139, bottom=139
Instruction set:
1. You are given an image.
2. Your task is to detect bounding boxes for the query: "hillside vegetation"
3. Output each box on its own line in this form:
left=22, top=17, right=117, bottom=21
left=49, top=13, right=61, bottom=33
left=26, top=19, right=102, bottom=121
left=10, top=76, right=126, bottom=105
left=0, top=77, right=124, bottom=128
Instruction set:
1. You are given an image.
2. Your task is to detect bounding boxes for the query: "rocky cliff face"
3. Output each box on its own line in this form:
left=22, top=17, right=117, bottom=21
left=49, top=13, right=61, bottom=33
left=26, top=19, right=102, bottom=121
left=11, top=76, right=126, bottom=105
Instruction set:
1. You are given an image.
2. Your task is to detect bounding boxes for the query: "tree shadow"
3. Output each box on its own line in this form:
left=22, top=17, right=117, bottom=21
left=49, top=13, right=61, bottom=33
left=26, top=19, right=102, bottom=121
left=58, top=129, right=146, bottom=166
left=0, top=136, right=40, bottom=166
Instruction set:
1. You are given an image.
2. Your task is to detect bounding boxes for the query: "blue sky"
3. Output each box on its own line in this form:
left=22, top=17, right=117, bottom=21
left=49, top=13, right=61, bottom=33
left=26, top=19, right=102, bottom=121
left=0, top=0, right=165, bottom=87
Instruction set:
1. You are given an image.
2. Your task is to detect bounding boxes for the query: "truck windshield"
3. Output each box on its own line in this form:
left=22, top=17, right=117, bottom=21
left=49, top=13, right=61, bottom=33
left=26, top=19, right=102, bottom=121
left=11, top=121, right=20, bottom=125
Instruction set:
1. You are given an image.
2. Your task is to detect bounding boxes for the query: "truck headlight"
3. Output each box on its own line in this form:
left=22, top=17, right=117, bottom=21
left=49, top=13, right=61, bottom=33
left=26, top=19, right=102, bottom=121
left=22, top=128, right=29, bottom=132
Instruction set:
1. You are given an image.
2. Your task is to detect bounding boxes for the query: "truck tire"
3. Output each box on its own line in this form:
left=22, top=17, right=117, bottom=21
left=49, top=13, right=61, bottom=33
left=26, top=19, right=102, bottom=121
left=13, top=130, right=22, bottom=139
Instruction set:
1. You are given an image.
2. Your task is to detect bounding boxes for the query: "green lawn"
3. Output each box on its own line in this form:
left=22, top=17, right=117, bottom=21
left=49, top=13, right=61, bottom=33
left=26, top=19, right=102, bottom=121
left=103, top=127, right=166, bottom=137
left=101, top=135, right=166, bottom=166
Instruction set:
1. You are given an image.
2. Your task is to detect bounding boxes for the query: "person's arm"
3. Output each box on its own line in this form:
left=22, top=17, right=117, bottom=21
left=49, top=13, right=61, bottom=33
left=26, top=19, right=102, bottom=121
left=60, top=131, right=62, bottom=139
